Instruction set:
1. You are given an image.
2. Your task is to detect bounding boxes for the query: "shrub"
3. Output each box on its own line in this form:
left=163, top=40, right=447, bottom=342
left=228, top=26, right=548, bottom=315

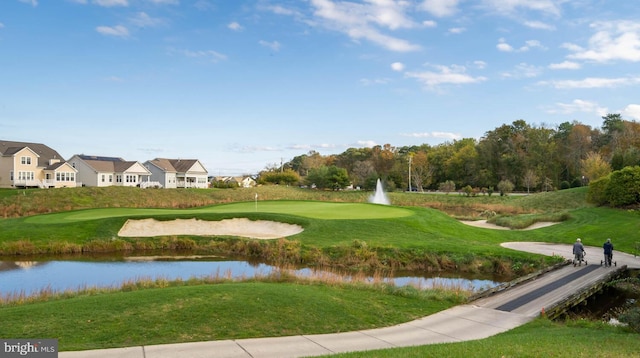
left=587, top=175, right=610, bottom=205
left=605, top=166, right=640, bottom=207
left=560, top=181, right=571, bottom=190
left=619, top=307, right=640, bottom=333
left=497, top=179, right=514, bottom=196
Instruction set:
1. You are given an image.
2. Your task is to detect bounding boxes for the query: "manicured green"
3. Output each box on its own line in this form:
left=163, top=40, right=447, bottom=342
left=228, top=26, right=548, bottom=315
left=2, top=198, right=639, bottom=257
left=324, top=318, right=640, bottom=358
left=0, top=281, right=462, bottom=351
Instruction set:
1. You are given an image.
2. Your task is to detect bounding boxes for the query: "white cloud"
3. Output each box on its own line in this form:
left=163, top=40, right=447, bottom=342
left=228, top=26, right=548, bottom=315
left=93, top=0, right=128, bottom=6
left=19, top=0, right=38, bottom=6
left=497, top=39, right=514, bottom=52
left=523, top=21, right=555, bottom=31
left=130, top=12, right=163, bottom=28
left=147, top=0, right=179, bottom=4
left=0, top=22, right=4, bottom=29
left=497, top=38, right=545, bottom=52
left=405, top=64, right=487, bottom=90
left=548, top=61, right=581, bottom=70
left=309, top=0, right=420, bottom=52
left=419, top=0, right=460, bottom=17
left=539, top=76, right=640, bottom=89
left=194, top=0, right=215, bottom=11
left=178, top=49, right=227, bottom=63
left=356, top=140, right=378, bottom=148
left=422, top=20, right=437, bottom=28
left=259, top=40, right=281, bottom=52
left=501, top=63, right=543, bottom=79
left=228, top=22, right=243, bottom=31
left=546, top=99, right=608, bottom=117
left=68, top=0, right=88, bottom=4
left=482, top=0, right=562, bottom=17
left=360, top=77, right=391, bottom=86
left=448, top=27, right=465, bottom=34
left=621, top=104, right=640, bottom=120
left=96, top=25, right=129, bottom=37
left=391, top=62, right=405, bottom=71
left=566, top=21, right=640, bottom=63
left=473, top=60, right=487, bottom=69
left=401, top=131, right=461, bottom=140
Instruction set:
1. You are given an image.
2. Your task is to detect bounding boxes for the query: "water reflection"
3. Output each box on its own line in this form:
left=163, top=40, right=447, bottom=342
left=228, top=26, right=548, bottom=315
left=0, top=258, right=503, bottom=297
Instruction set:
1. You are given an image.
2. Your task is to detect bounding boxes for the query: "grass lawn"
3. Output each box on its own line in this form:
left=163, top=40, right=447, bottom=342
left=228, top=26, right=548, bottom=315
left=0, top=281, right=462, bottom=351
left=1, top=187, right=638, bottom=354
left=324, top=318, right=640, bottom=358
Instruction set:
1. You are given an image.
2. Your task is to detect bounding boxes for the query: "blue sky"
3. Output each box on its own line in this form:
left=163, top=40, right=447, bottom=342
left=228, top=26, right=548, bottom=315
left=1, top=0, right=640, bottom=176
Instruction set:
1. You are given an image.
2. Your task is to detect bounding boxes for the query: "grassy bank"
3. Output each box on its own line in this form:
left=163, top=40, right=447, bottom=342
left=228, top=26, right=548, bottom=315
left=0, top=277, right=465, bottom=351
left=324, top=318, right=640, bottom=358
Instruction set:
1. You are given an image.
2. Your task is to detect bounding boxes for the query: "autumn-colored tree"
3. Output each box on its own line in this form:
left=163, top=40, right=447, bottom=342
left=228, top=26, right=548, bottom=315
left=581, top=152, right=612, bottom=183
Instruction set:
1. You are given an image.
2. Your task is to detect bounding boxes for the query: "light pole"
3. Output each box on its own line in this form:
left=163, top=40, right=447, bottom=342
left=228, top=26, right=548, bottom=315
left=408, top=153, right=412, bottom=192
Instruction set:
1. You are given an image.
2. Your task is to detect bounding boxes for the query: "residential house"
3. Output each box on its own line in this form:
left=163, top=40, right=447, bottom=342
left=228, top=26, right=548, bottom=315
left=212, top=176, right=256, bottom=188
left=68, top=155, right=151, bottom=187
left=145, top=158, right=209, bottom=189
left=0, top=140, right=78, bottom=188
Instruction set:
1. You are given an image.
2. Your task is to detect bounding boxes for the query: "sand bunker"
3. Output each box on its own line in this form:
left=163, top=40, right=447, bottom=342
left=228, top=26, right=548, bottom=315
left=118, top=218, right=304, bottom=240
left=460, top=220, right=558, bottom=230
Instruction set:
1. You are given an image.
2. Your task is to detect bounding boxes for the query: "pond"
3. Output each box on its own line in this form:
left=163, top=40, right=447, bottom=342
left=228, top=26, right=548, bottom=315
left=0, top=256, right=505, bottom=298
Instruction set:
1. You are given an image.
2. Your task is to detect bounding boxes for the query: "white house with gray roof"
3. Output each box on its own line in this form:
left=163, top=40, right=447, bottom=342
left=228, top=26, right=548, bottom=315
left=69, top=154, right=151, bottom=187
left=145, top=158, right=209, bottom=189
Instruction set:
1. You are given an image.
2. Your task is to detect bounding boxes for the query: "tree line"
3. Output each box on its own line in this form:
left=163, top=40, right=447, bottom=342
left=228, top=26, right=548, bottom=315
left=258, top=114, right=640, bottom=197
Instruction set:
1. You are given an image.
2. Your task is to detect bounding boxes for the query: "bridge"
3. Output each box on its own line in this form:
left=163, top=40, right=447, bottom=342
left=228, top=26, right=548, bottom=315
left=60, top=243, right=640, bottom=358
left=475, top=242, right=638, bottom=319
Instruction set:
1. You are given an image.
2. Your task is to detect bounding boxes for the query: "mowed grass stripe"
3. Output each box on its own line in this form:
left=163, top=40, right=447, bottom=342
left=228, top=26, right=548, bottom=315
left=24, top=201, right=413, bottom=224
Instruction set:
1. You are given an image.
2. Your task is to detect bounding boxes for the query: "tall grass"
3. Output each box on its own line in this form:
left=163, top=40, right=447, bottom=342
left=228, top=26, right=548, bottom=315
left=0, top=264, right=472, bottom=307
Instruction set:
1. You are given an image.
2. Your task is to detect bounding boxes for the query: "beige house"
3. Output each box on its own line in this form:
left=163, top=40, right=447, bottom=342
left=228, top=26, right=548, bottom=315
left=145, top=158, right=209, bottom=189
left=68, top=154, right=151, bottom=187
left=0, top=140, right=78, bottom=188
left=213, top=176, right=256, bottom=188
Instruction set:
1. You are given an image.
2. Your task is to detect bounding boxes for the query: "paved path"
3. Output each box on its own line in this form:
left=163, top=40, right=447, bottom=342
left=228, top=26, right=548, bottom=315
left=60, top=243, right=639, bottom=358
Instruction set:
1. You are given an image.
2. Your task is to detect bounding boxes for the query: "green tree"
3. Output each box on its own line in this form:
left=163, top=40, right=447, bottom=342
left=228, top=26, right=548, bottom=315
left=497, top=179, right=514, bottom=196
left=522, top=169, right=539, bottom=194
left=438, top=180, right=456, bottom=194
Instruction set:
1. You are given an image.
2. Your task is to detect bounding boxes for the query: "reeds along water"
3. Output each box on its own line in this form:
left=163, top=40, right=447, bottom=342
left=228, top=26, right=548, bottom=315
left=0, top=264, right=474, bottom=306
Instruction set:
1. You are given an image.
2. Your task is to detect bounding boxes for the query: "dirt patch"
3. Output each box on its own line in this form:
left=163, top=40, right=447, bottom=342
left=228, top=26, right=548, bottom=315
left=460, top=220, right=558, bottom=231
left=118, top=218, right=304, bottom=240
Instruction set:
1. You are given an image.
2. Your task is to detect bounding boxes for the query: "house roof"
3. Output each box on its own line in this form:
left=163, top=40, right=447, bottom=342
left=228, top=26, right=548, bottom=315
left=148, top=158, right=207, bottom=174
left=0, top=140, right=64, bottom=167
left=74, top=155, right=148, bottom=174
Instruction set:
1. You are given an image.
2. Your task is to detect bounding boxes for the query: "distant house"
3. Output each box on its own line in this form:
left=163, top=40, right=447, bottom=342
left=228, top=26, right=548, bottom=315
left=68, top=154, right=151, bottom=187
left=0, top=140, right=78, bottom=188
left=212, top=176, right=256, bottom=188
left=145, top=158, right=209, bottom=189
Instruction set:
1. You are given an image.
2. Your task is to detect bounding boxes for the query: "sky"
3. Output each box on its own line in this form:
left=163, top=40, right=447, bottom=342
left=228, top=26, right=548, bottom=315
left=1, top=0, right=640, bottom=176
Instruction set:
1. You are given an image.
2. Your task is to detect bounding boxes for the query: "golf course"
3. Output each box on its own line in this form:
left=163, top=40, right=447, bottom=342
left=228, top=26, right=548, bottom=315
left=1, top=186, right=639, bottom=356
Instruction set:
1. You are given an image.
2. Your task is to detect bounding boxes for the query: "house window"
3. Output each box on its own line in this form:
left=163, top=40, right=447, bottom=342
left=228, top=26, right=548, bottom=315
left=116, top=175, right=122, bottom=183
left=125, top=175, right=137, bottom=183
left=18, top=171, right=35, bottom=181
left=10, top=171, right=14, bottom=181
left=109, top=175, right=113, bottom=183
left=21, top=156, right=32, bottom=165
left=56, top=173, right=61, bottom=181
left=101, top=174, right=105, bottom=183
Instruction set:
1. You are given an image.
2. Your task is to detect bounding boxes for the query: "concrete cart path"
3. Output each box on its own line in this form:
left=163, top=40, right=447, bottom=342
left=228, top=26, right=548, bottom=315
left=60, top=242, right=639, bottom=358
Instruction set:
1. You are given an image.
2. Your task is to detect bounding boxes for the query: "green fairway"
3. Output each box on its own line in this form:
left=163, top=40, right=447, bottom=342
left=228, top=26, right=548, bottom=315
left=24, top=201, right=413, bottom=224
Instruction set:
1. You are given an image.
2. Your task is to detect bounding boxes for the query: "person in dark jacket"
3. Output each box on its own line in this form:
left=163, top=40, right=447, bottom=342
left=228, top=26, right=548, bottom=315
left=603, top=238, right=614, bottom=267
left=573, top=238, right=586, bottom=266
